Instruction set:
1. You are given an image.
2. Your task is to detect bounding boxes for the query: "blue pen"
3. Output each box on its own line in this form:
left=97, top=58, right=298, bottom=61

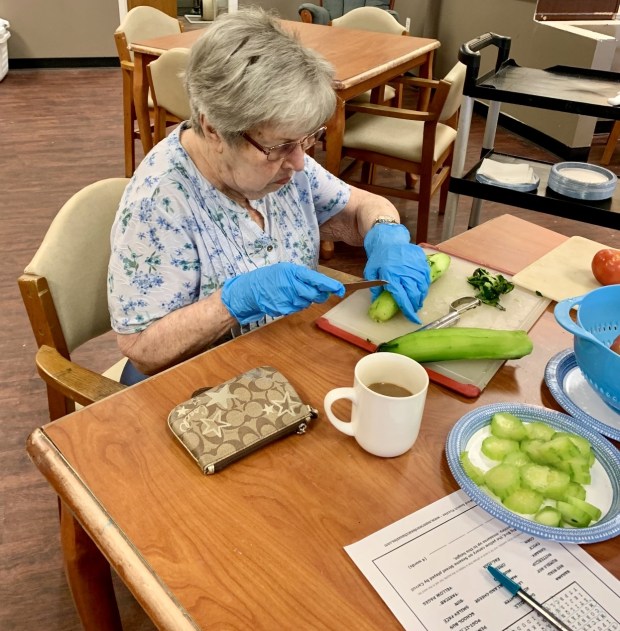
left=487, top=565, right=574, bottom=631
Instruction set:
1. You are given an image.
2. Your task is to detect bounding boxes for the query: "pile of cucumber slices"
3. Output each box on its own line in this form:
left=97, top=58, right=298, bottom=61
left=460, top=412, right=602, bottom=528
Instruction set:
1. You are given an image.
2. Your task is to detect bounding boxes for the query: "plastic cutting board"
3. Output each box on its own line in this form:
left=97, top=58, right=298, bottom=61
left=316, top=248, right=550, bottom=397
left=511, top=236, right=608, bottom=302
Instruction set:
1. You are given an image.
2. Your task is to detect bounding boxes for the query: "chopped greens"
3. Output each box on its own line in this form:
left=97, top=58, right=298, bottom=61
left=467, top=268, right=514, bottom=310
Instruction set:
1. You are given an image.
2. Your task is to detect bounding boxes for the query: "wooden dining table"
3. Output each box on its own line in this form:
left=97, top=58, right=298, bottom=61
left=130, top=20, right=439, bottom=176
left=26, top=215, right=619, bottom=630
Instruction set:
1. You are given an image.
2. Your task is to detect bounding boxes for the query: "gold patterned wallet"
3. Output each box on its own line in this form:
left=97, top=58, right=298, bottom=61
left=167, top=366, right=317, bottom=474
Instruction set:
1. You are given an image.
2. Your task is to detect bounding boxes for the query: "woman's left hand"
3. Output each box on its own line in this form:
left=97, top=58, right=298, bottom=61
left=363, top=223, right=430, bottom=323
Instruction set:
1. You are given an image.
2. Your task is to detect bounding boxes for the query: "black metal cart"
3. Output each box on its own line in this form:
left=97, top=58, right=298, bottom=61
left=442, top=32, right=620, bottom=239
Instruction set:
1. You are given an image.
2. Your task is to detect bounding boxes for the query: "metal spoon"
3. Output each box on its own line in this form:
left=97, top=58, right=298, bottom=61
left=416, top=296, right=482, bottom=332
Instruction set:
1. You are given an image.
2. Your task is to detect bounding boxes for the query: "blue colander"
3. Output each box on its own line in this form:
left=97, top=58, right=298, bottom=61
left=554, top=285, right=620, bottom=413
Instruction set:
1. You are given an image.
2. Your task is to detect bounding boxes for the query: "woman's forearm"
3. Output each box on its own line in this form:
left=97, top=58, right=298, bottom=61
left=320, top=185, right=400, bottom=244
left=116, top=289, right=237, bottom=375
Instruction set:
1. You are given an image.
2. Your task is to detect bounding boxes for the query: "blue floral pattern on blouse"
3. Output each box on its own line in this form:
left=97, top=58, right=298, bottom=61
left=108, top=124, right=350, bottom=334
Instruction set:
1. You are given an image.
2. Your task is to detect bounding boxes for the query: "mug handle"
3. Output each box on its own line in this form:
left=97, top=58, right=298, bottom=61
left=323, top=387, right=357, bottom=436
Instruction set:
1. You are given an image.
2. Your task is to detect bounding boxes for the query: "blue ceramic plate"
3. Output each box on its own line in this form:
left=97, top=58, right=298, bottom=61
left=446, top=402, right=620, bottom=543
left=545, top=349, right=620, bottom=442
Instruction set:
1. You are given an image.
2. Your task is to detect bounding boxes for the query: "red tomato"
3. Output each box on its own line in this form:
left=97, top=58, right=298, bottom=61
left=611, top=334, right=620, bottom=355
left=591, top=249, right=620, bottom=285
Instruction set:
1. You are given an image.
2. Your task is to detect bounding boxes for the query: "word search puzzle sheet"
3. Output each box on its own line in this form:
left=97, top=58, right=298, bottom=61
left=345, top=491, right=619, bottom=631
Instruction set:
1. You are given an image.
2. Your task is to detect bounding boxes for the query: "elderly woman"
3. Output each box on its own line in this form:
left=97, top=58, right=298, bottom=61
left=108, top=8, right=430, bottom=383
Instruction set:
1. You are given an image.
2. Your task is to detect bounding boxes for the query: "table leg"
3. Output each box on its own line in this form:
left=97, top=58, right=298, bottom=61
left=60, top=501, right=123, bottom=631
left=133, top=51, right=155, bottom=155
left=325, top=96, right=345, bottom=176
left=321, top=97, right=346, bottom=260
left=417, top=50, right=434, bottom=111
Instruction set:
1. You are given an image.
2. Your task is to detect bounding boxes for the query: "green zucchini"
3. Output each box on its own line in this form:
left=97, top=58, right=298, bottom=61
left=368, top=252, right=451, bottom=323
left=484, top=464, right=520, bottom=500
left=503, top=488, right=544, bottom=515
left=377, top=327, right=533, bottom=362
left=534, top=506, right=562, bottom=527
left=490, top=412, right=527, bottom=441
left=459, top=451, right=485, bottom=485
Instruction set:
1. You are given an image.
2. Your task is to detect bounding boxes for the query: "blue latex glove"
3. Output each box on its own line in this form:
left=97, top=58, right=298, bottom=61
left=363, top=223, right=430, bottom=324
left=221, top=262, right=345, bottom=325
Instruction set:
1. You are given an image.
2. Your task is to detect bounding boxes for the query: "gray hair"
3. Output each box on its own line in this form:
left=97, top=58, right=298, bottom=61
left=185, top=7, right=336, bottom=143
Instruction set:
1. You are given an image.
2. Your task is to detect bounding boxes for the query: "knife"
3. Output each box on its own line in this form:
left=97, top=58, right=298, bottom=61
left=343, top=279, right=387, bottom=293
left=487, top=565, right=574, bottom=631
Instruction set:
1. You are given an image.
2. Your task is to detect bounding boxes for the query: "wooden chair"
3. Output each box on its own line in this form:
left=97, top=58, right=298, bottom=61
left=299, top=0, right=398, bottom=25
left=146, top=47, right=191, bottom=144
left=338, top=62, right=466, bottom=243
left=19, top=178, right=130, bottom=631
left=601, top=119, right=620, bottom=165
left=332, top=7, right=407, bottom=107
left=114, top=6, right=183, bottom=177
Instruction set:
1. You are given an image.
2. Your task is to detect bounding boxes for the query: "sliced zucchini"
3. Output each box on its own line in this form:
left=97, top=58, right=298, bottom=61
left=534, top=506, right=562, bottom=527
left=502, top=450, right=531, bottom=467
left=524, top=422, right=556, bottom=442
left=503, top=488, right=544, bottom=515
left=484, top=464, right=520, bottom=500
left=567, top=496, right=602, bottom=523
left=460, top=451, right=485, bottom=485
left=557, top=500, right=592, bottom=528
left=490, top=412, right=527, bottom=441
left=481, top=436, right=520, bottom=461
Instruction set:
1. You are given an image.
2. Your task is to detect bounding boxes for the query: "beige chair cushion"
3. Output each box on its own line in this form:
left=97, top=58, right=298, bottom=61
left=24, top=179, right=129, bottom=353
left=332, top=8, right=405, bottom=107
left=74, top=357, right=128, bottom=411
left=103, top=357, right=128, bottom=382
left=331, top=6, right=406, bottom=34
left=117, top=6, right=181, bottom=62
left=343, top=113, right=457, bottom=163
left=439, top=62, right=466, bottom=122
left=148, top=48, right=191, bottom=120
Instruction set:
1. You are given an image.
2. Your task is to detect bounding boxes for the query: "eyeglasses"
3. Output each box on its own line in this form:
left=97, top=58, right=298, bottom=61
left=242, top=126, right=326, bottom=162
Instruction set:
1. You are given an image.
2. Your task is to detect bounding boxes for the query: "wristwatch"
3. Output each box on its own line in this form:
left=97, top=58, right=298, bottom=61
left=372, top=215, right=400, bottom=227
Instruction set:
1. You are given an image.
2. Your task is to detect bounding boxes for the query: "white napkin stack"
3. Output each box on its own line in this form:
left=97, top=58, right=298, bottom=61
left=477, top=158, right=536, bottom=184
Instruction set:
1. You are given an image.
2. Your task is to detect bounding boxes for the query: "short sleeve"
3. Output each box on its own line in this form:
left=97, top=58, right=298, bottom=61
left=301, top=155, right=350, bottom=225
left=108, top=178, right=203, bottom=334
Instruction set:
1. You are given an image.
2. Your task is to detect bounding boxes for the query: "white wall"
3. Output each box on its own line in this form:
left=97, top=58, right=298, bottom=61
left=0, top=0, right=120, bottom=59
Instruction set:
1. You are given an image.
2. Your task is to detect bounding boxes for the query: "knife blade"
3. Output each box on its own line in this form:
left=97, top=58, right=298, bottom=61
left=343, top=279, right=387, bottom=293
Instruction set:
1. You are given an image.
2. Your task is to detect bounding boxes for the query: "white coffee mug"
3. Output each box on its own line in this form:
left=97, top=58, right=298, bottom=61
left=324, top=353, right=429, bottom=457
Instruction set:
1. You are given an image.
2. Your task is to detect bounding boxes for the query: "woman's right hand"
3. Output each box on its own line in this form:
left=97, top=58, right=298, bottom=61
left=221, top=262, right=345, bottom=324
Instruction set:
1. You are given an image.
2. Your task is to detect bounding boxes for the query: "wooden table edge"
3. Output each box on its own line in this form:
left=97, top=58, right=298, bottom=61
left=26, top=428, right=200, bottom=631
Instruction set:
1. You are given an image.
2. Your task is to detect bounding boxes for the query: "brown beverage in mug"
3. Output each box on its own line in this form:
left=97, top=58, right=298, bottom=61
left=367, top=382, right=413, bottom=397
left=324, top=353, right=429, bottom=457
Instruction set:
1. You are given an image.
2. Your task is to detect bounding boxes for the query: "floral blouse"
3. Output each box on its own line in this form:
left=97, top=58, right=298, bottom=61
left=108, top=123, right=350, bottom=335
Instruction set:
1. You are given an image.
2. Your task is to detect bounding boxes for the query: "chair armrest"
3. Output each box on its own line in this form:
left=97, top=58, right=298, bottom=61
left=393, top=76, right=441, bottom=90
left=345, top=102, right=432, bottom=121
left=298, top=3, right=331, bottom=24
left=36, top=345, right=127, bottom=408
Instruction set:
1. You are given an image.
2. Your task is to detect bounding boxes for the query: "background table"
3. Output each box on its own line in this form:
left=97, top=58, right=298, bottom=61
left=130, top=21, right=439, bottom=176
left=27, top=215, right=619, bottom=629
